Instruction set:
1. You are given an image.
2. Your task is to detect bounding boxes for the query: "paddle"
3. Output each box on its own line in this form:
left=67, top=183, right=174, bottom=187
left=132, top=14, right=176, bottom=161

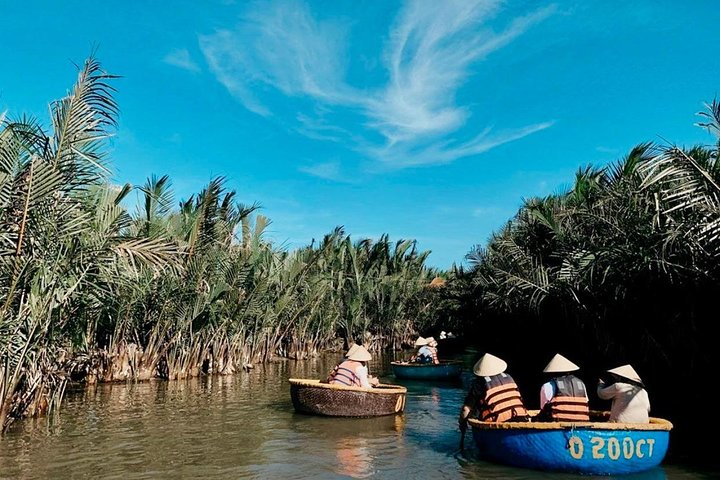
left=459, top=420, right=467, bottom=451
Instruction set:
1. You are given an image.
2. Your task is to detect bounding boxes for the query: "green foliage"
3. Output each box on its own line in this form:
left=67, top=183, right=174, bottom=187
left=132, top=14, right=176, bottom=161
left=455, top=102, right=720, bottom=460
left=0, top=56, right=438, bottom=429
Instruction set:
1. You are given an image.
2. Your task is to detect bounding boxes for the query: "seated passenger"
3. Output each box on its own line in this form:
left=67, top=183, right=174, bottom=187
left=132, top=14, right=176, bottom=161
left=597, top=364, right=650, bottom=423
left=425, top=337, right=440, bottom=364
left=537, top=353, right=590, bottom=422
left=327, top=345, right=378, bottom=388
left=323, top=344, right=358, bottom=383
left=410, top=336, right=433, bottom=364
left=458, top=353, right=529, bottom=431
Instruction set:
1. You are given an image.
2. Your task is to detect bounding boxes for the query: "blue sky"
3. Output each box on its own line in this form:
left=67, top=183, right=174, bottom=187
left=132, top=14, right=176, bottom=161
left=2, top=1, right=719, bottom=269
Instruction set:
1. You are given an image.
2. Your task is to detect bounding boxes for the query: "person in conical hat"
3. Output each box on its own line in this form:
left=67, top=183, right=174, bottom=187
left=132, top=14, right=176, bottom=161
left=345, top=343, right=360, bottom=359
left=425, top=337, right=439, bottom=364
left=327, top=345, right=377, bottom=388
left=324, top=344, right=373, bottom=385
left=537, top=353, right=589, bottom=422
left=346, top=345, right=372, bottom=362
left=472, top=352, right=507, bottom=376
left=459, top=353, right=529, bottom=432
left=597, top=364, right=650, bottom=423
left=607, top=365, right=644, bottom=386
left=410, top=336, right=435, bottom=364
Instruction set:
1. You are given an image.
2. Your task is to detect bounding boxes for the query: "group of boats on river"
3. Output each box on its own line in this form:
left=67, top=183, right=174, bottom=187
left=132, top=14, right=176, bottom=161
left=288, top=336, right=672, bottom=476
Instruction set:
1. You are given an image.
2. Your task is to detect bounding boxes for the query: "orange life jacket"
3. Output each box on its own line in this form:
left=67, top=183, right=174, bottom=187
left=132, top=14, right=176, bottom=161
left=428, top=346, right=439, bottom=364
left=328, top=360, right=362, bottom=387
left=544, top=374, right=590, bottom=422
left=477, top=373, right=528, bottom=422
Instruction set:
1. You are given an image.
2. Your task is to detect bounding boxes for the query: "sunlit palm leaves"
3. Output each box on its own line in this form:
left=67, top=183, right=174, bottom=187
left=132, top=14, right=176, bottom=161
left=1, top=55, right=438, bottom=431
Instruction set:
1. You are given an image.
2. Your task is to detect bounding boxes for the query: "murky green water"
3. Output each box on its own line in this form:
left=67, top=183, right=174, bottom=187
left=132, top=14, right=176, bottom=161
left=0, top=351, right=714, bottom=479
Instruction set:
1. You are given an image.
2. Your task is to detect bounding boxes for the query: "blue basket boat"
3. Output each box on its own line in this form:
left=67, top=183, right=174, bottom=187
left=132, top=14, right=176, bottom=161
left=390, top=360, right=463, bottom=380
left=468, top=411, right=672, bottom=476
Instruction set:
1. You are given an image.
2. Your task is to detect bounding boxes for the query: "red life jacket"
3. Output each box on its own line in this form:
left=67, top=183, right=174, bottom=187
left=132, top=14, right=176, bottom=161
left=545, top=374, right=590, bottom=421
left=328, top=360, right=362, bottom=387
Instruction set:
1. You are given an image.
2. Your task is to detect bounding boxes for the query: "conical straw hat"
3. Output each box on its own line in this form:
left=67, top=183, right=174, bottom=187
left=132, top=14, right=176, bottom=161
left=543, top=353, right=579, bottom=373
left=607, top=364, right=642, bottom=383
left=347, top=345, right=372, bottom=362
left=345, top=343, right=359, bottom=358
left=426, top=337, right=437, bottom=346
left=473, top=353, right=507, bottom=377
left=414, top=336, right=429, bottom=346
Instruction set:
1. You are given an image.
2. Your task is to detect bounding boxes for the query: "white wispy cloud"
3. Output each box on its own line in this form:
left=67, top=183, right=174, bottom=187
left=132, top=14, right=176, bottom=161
left=299, top=161, right=342, bottom=181
left=370, top=1, right=555, bottom=143
left=295, top=112, right=350, bottom=142
left=367, top=121, right=555, bottom=167
left=163, top=49, right=201, bottom=72
left=199, top=0, right=555, bottom=169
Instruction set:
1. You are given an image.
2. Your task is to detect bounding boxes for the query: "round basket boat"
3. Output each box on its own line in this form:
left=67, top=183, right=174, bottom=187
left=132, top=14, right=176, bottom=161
left=468, top=411, right=673, bottom=475
left=390, top=360, right=463, bottom=380
left=289, top=379, right=407, bottom=417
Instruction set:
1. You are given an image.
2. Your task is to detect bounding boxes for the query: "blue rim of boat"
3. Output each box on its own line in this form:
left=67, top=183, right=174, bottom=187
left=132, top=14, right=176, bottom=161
left=390, top=360, right=463, bottom=380
left=468, top=411, right=673, bottom=475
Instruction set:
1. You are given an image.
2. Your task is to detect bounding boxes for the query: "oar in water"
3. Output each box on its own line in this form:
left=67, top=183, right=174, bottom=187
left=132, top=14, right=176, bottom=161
left=459, top=421, right=467, bottom=451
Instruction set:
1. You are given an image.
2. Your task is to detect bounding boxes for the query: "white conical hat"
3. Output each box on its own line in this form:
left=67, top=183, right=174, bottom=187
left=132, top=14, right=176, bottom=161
left=414, top=336, right=429, bottom=346
left=607, top=364, right=642, bottom=383
left=347, top=345, right=372, bottom=362
left=473, top=353, right=507, bottom=377
left=543, top=353, right=580, bottom=373
left=426, top=337, right=437, bottom=346
left=345, top=343, right=359, bottom=358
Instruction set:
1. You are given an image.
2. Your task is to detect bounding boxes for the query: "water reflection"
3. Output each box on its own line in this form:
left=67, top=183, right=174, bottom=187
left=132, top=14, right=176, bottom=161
left=0, top=354, right=715, bottom=479
left=335, top=437, right=372, bottom=478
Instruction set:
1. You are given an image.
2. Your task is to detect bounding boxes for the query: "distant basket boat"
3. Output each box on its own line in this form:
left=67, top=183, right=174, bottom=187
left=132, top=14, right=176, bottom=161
left=289, top=379, right=407, bottom=417
left=390, top=360, right=463, bottom=380
left=468, top=411, right=673, bottom=476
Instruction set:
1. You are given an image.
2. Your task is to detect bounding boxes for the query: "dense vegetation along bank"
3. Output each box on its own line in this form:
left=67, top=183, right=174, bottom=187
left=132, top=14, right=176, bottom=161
left=434, top=99, right=720, bottom=463
left=2, top=54, right=719, bottom=466
left=0, top=57, right=446, bottom=430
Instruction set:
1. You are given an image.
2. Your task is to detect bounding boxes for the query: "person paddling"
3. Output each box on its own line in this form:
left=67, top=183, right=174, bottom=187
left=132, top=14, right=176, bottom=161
left=459, top=353, right=529, bottom=428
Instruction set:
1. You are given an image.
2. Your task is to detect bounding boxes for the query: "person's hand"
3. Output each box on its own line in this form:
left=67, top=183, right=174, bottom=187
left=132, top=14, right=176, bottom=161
left=369, top=376, right=380, bottom=387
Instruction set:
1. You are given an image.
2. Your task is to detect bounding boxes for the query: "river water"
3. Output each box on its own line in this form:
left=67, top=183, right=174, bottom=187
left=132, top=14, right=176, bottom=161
left=0, top=350, right=714, bottom=479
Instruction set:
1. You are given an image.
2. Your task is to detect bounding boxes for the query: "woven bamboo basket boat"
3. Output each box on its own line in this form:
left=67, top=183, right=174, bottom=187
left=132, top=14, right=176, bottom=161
left=289, top=378, right=407, bottom=417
